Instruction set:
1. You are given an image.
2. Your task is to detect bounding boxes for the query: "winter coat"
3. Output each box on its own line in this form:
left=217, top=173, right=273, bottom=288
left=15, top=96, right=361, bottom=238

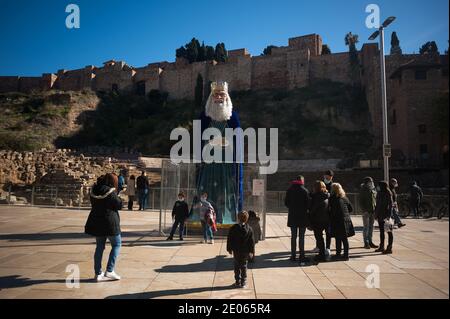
left=126, top=178, right=136, bottom=196
left=136, top=175, right=149, bottom=190
left=309, top=192, right=330, bottom=227
left=375, top=190, right=393, bottom=220
left=359, top=183, right=377, bottom=214
left=85, top=184, right=122, bottom=237
left=247, top=216, right=262, bottom=243
left=409, top=184, right=423, bottom=203
left=227, top=223, right=255, bottom=255
left=329, top=195, right=355, bottom=238
left=172, top=200, right=189, bottom=221
left=285, top=181, right=310, bottom=228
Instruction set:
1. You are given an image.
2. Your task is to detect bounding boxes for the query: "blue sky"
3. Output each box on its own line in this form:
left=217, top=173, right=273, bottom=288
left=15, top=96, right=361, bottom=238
left=0, top=0, right=448, bottom=76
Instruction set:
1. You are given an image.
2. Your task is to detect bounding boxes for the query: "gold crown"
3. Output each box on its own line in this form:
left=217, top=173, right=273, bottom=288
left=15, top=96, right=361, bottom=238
left=211, top=81, right=228, bottom=92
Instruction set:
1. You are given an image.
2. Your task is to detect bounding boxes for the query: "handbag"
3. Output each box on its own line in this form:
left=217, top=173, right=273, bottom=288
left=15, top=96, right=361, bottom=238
left=384, top=216, right=394, bottom=233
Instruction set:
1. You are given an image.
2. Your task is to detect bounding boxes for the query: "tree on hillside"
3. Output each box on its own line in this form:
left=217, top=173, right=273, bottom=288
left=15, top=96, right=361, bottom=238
left=195, top=73, right=204, bottom=108
left=322, top=44, right=331, bottom=55
left=345, top=32, right=361, bottom=85
left=262, top=45, right=278, bottom=55
left=345, top=32, right=360, bottom=65
left=215, top=43, right=228, bottom=62
left=205, top=45, right=215, bottom=60
left=420, top=41, right=439, bottom=55
left=390, top=32, right=403, bottom=55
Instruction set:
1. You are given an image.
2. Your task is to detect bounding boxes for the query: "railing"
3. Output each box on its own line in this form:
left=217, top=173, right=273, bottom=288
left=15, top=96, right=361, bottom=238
left=0, top=186, right=448, bottom=217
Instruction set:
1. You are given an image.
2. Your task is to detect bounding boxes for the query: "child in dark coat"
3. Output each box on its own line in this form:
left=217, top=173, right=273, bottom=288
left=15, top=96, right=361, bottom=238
left=227, top=211, right=255, bottom=288
left=167, top=192, right=189, bottom=241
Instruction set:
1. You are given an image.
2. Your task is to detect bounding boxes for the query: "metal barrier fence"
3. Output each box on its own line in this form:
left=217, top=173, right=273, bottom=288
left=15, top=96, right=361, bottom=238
left=0, top=185, right=448, bottom=217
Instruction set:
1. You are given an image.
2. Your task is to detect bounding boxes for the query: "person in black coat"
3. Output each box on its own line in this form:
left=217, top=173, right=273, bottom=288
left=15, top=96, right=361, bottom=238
left=309, top=181, right=330, bottom=262
left=329, top=183, right=355, bottom=261
left=374, top=181, right=394, bottom=254
left=136, top=171, right=150, bottom=210
left=227, top=211, right=255, bottom=288
left=167, top=192, right=190, bottom=241
left=409, top=181, right=423, bottom=218
left=85, top=173, right=123, bottom=281
left=285, top=175, right=310, bottom=264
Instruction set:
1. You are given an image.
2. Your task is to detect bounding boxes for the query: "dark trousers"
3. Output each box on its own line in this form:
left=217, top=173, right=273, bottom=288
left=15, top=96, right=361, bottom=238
left=378, top=218, right=393, bottom=248
left=233, top=252, right=249, bottom=283
left=290, top=226, right=306, bottom=258
left=325, top=227, right=331, bottom=250
left=169, top=219, right=185, bottom=239
left=128, top=195, right=135, bottom=210
left=335, top=236, right=349, bottom=257
left=313, top=223, right=329, bottom=256
left=410, top=200, right=420, bottom=217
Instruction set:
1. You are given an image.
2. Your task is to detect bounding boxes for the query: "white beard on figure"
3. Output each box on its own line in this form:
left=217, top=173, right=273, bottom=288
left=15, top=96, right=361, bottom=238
left=205, top=94, right=233, bottom=122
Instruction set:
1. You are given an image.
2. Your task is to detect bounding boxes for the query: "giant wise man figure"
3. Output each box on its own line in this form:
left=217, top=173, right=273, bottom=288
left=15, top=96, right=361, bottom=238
left=196, top=81, right=243, bottom=225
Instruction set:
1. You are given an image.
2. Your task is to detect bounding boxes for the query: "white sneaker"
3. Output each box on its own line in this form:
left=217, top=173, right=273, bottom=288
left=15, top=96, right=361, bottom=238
left=105, top=271, right=121, bottom=281
left=95, top=272, right=105, bottom=282
left=325, top=249, right=331, bottom=256
left=209, top=239, right=214, bottom=244
left=202, top=239, right=207, bottom=244
left=311, top=247, right=320, bottom=253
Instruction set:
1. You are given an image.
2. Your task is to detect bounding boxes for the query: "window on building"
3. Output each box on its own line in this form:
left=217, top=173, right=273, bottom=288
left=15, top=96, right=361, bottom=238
left=135, top=81, right=146, bottom=96
left=415, top=70, right=427, bottom=80
left=391, top=109, right=397, bottom=125
left=420, top=144, right=429, bottom=157
left=418, top=124, right=427, bottom=134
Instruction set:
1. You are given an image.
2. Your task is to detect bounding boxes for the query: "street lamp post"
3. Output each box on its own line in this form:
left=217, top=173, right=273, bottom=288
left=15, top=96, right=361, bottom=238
left=369, top=16, right=396, bottom=182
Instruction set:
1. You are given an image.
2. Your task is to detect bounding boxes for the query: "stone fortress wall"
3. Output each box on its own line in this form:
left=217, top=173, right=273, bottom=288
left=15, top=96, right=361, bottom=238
left=0, top=33, right=447, bottom=156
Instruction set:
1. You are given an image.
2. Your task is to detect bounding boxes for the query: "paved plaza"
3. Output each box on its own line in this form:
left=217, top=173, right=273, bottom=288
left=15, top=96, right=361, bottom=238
left=0, top=205, right=448, bottom=299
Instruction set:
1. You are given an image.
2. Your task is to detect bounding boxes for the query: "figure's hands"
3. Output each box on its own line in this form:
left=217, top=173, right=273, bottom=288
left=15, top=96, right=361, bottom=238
left=249, top=253, right=254, bottom=259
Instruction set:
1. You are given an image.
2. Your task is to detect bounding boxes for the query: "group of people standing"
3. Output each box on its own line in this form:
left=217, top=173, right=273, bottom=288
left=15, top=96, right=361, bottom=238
left=83, top=169, right=423, bottom=284
left=285, top=170, right=419, bottom=265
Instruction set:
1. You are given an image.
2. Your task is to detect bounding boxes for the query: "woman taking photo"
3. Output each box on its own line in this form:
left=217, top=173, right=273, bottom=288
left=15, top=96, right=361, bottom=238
left=85, top=173, right=123, bottom=282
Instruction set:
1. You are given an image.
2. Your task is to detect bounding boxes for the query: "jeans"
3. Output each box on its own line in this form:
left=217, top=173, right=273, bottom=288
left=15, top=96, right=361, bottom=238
left=378, top=218, right=393, bottom=248
left=335, top=236, right=349, bottom=257
left=169, top=219, right=185, bottom=239
left=362, top=212, right=375, bottom=245
left=201, top=221, right=213, bottom=240
left=313, top=223, right=329, bottom=256
left=233, top=252, right=249, bottom=283
left=138, top=189, right=148, bottom=210
left=94, top=235, right=121, bottom=275
left=290, top=226, right=307, bottom=258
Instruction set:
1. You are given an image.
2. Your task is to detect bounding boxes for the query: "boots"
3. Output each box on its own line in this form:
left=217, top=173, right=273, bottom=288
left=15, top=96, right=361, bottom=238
left=383, top=246, right=393, bottom=254
left=375, top=244, right=385, bottom=253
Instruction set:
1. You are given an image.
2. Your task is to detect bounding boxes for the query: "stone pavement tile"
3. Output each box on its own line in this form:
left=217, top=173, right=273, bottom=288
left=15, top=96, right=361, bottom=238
left=0, top=253, right=29, bottom=264
left=405, top=269, right=449, bottom=295
left=316, top=261, right=352, bottom=271
left=319, top=289, right=346, bottom=299
left=378, top=273, right=448, bottom=299
left=387, top=259, right=445, bottom=270
left=15, top=288, right=80, bottom=299
left=306, top=274, right=337, bottom=290
left=302, top=266, right=323, bottom=275
left=252, top=269, right=320, bottom=296
left=257, top=294, right=322, bottom=299
left=321, top=269, right=367, bottom=287
left=337, top=287, right=388, bottom=299
left=73, top=278, right=155, bottom=299
left=345, top=260, right=406, bottom=274
left=0, top=252, right=76, bottom=269
left=149, top=272, right=215, bottom=291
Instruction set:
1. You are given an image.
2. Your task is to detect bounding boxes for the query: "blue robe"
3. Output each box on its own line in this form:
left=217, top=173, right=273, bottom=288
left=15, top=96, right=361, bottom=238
left=195, top=111, right=244, bottom=224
